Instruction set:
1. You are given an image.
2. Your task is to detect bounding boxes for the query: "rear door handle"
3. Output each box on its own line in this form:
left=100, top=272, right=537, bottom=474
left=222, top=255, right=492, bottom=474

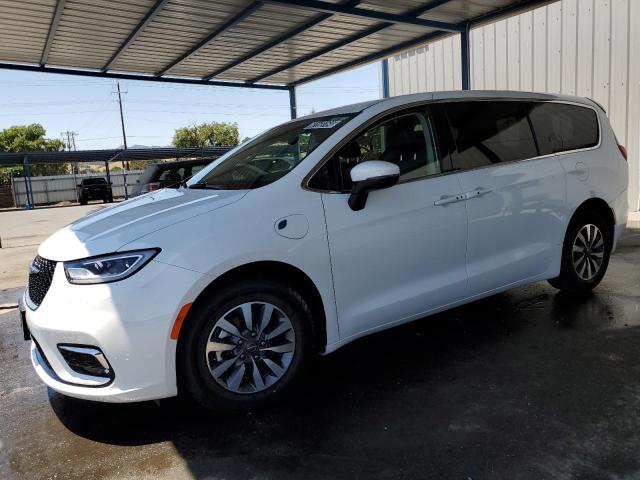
left=434, top=194, right=466, bottom=206
left=465, top=188, right=492, bottom=200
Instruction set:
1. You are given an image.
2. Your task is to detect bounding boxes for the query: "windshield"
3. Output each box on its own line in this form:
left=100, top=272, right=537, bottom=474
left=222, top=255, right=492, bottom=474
left=188, top=115, right=353, bottom=190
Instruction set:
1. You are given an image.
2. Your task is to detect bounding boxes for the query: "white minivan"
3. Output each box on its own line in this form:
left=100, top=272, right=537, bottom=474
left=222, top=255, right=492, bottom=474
left=24, top=91, right=628, bottom=410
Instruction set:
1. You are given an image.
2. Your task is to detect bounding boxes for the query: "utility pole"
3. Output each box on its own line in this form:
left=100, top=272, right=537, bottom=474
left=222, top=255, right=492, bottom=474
left=114, top=81, right=129, bottom=199
left=62, top=130, right=80, bottom=202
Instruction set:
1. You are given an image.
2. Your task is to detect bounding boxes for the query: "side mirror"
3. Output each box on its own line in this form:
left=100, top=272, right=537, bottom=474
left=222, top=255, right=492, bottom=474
left=348, top=161, right=399, bottom=211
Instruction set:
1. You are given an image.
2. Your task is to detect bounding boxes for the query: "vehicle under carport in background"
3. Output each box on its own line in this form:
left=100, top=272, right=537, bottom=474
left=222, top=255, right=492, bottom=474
left=132, top=157, right=228, bottom=197
left=77, top=177, right=113, bottom=205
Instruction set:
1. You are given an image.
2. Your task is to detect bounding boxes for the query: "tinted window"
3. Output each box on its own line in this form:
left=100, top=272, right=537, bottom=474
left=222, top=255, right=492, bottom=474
left=191, top=164, right=206, bottom=175
left=444, top=101, right=538, bottom=169
left=82, top=178, right=107, bottom=185
left=158, top=167, right=185, bottom=183
left=310, top=110, right=440, bottom=191
left=529, top=102, right=599, bottom=155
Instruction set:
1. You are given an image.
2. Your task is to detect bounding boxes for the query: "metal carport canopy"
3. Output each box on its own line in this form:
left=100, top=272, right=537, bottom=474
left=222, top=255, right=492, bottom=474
left=0, top=146, right=231, bottom=165
left=0, top=0, right=551, bottom=110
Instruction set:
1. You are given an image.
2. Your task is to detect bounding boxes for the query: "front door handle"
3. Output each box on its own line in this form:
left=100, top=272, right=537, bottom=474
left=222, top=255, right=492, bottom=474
left=434, top=194, right=466, bottom=206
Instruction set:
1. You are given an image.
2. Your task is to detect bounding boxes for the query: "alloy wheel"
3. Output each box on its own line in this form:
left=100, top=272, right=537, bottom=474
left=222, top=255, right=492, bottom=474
left=572, top=223, right=605, bottom=281
left=205, top=302, right=296, bottom=394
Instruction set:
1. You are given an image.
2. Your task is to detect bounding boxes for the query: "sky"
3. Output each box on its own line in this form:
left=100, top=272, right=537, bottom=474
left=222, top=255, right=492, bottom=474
left=0, top=63, right=380, bottom=151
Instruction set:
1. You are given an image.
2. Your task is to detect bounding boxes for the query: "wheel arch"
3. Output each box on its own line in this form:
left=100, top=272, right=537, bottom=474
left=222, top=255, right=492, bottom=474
left=568, top=197, right=615, bottom=244
left=178, top=261, right=328, bottom=354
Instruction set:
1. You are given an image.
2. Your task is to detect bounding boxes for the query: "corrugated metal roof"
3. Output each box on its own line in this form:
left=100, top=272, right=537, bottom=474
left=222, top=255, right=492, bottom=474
left=0, top=0, right=550, bottom=88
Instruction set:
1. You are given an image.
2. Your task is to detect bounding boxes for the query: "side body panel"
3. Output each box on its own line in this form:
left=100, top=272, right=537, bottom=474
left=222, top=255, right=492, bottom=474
left=556, top=106, right=628, bottom=241
left=321, top=175, right=468, bottom=341
left=457, top=156, right=567, bottom=294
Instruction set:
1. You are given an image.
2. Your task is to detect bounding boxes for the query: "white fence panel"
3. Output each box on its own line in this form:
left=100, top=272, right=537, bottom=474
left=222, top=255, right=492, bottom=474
left=11, top=171, right=143, bottom=207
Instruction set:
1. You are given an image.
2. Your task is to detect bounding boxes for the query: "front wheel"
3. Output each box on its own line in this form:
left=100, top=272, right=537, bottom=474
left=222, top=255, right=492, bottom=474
left=548, top=210, right=612, bottom=292
left=178, top=280, right=313, bottom=411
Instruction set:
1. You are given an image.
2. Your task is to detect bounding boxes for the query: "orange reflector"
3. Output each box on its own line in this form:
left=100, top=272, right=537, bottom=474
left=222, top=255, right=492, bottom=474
left=170, top=303, right=192, bottom=340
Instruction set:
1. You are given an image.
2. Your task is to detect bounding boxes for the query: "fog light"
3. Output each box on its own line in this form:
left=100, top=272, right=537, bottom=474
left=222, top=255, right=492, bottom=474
left=58, top=345, right=113, bottom=379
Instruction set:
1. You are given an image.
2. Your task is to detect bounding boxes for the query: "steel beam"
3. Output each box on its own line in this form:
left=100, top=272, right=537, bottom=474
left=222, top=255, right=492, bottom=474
left=289, top=86, right=297, bottom=119
left=263, top=0, right=462, bottom=32
left=156, top=2, right=263, bottom=77
left=250, top=0, right=453, bottom=83
left=203, top=0, right=362, bottom=81
left=40, top=0, right=66, bottom=66
left=460, top=23, right=470, bottom=90
left=0, top=63, right=289, bottom=90
left=291, top=0, right=551, bottom=86
left=292, top=30, right=444, bottom=86
left=381, top=59, right=390, bottom=98
left=102, top=0, right=171, bottom=72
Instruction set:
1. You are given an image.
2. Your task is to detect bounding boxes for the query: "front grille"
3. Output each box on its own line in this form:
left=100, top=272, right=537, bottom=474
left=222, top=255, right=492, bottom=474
left=28, top=255, right=57, bottom=308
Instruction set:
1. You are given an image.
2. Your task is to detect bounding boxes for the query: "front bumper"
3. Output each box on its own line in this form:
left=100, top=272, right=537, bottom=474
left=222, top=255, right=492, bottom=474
left=25, top=259, right=210, bottom=402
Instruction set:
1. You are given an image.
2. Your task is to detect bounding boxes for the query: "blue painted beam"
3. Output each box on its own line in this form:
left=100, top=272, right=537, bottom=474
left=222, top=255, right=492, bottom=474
left=203, top=0, right=362, bottom=81
left=156, top=2, right=263, bottom=77
left=0, top=62, right=289, bottom=90
left=102, top=0, right=171, bottom=72
left=250, top=1, right=454, bottom=84
left=289, top=86, right=297, bottom=119
left=263, top=0, right=463, bottom=32
left=381, top=59, right=390, bottom=98
left=460, top=23, right=470, bottom=90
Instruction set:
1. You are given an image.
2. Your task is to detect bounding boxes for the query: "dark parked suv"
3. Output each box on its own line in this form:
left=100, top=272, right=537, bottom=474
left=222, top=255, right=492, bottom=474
left=132, top=157, right=229, bottom=197
left=77, top=177, right=113, bottom=205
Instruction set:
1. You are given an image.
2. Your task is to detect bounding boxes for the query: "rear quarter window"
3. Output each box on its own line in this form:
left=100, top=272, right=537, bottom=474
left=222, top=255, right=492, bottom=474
left=529, top=102, right=599, bottom=155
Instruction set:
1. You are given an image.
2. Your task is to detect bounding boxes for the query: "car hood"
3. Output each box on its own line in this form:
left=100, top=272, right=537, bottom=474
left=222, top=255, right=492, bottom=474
left=38, top=188, right=247, bottom=261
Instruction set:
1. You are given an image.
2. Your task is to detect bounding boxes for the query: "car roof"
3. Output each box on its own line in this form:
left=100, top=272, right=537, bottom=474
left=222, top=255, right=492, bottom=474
left=302, top=90, right=596, bottom=121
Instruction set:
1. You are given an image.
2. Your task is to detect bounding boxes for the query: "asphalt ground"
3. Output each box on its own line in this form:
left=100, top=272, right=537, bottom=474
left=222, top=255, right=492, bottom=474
left=0, top=231, right=639, bottom=479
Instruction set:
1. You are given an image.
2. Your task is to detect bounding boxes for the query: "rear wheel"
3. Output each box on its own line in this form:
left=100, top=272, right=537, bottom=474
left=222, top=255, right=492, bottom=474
left=548, top=210, right=611, bottom=292
left=79, top=196, right=87, bottom=205
left=178, top=279, right=313, bottom=411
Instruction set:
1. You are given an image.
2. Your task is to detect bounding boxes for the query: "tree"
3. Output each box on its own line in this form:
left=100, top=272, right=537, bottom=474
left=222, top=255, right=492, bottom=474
left=172, top=122, right=240, bottom=148
left=0, top=124, right=67, bottom=180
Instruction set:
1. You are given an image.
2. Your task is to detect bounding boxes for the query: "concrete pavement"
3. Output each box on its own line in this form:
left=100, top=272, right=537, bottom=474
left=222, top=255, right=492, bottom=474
left=0, top=232, right=639, bottom=479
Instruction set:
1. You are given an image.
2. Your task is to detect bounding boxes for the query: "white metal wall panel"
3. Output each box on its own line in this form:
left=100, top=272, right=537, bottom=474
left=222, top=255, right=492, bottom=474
left=386, top=0, right=640, bottom=212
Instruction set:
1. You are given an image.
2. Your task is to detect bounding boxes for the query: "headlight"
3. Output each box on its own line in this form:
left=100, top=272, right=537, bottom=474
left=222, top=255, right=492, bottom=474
left=64, top=249, right=159, bottom=285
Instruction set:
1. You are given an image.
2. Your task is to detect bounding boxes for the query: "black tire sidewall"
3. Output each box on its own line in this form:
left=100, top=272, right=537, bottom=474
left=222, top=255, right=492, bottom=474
left=558, top=210, right=611, bottom=291
left=178, top=280, right=312, bottom=410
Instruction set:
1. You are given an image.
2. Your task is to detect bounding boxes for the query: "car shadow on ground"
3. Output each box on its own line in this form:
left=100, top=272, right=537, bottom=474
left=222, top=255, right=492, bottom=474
left=46, top=281, right=640, bottom=479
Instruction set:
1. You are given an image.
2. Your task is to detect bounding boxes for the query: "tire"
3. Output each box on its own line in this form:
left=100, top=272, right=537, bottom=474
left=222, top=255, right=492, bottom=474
left=79, top=196, right=87, bottom=205
left=548, top=209, right=612, bottom=293
left=178, top=279, right=314, bottom=411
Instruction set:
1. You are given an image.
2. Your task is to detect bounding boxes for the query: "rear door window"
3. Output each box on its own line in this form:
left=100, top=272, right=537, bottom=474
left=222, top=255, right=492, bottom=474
left=528, top=102, right=599, bottom=155
left=444, top=101, right=538, bottom=170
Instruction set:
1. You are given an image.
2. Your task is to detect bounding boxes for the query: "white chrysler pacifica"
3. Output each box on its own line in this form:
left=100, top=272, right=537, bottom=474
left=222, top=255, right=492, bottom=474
left=24, top=91, right=628, bottom=410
